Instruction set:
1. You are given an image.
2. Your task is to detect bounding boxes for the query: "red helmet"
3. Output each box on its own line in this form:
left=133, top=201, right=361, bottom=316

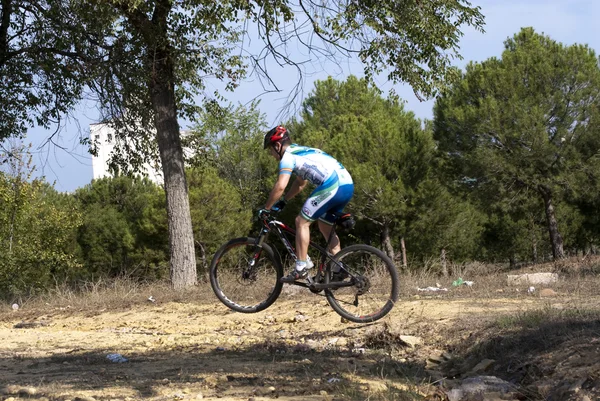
left=264, top=125, right=290, bottom=149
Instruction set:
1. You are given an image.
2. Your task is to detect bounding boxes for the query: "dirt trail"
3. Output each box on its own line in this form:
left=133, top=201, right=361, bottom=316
left=0, top=286, right=596, bottom=401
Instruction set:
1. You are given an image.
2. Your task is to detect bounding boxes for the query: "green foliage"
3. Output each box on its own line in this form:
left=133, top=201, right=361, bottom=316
left=289, top=76, right=486, bottom=263
left=0, top=173, right=82, bottom=297
left=64, top=0, right=485, bottom=172
left=75, top=176, right=169, bottom=279
left=186, top=102, right=272, bottom=211
left=405, top=179, right=486, bottom=263
left=241, top=0, right=485, bottom=100
left=0, top=1, right=93, bottom=140
left=434, top=28, right=600, bottom=260
left=291, top=76, right=425, bottom=227
left=187, top=167, right=252, bottom=274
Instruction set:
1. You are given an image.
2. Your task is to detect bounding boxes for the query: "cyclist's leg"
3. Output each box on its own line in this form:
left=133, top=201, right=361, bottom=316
left=294, top=214, right=311, bottom=262
left=296, top=175, right=341, bottom=259
left=280, top=214, right=314, bottom=282
left=281, top=180, right=338, bottom=283
left=318, top=182, right=355, bottom=254
left=318, top=221, right=340, bottom=255
left=317, top=182, right=354, bottom=281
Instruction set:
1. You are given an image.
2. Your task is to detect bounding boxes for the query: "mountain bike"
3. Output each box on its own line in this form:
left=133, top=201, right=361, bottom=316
left=209, top=211, right=399, bottom=323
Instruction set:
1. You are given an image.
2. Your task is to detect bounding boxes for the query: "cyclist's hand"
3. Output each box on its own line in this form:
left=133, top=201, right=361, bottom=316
left=257, top=209, right=271, bottom=220
left=271, top=199, right=287, bottom=212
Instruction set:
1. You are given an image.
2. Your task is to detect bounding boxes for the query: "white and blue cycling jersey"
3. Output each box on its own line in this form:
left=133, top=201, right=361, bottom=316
left=279, top=144, right=354, bottom=224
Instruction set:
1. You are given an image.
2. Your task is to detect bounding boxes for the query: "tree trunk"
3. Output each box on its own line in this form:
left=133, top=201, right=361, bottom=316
left=400, top=236, right=407, bottom=269
left=0, top=0, right=12, bottom=65
left=149, top=38, right=197, bottom=289
left=440, top=248, right=448, bottom=277
left=532, top=231, right=538, bottom=263
left=381, top=223, right=395, bottom=261
left=195, top=240, right=207, bottom=273
left=538, top=185, right=565, bottom=260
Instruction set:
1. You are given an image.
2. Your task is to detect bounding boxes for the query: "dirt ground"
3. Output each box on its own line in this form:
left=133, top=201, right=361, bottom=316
left=1, top=275, right=600, bottom=401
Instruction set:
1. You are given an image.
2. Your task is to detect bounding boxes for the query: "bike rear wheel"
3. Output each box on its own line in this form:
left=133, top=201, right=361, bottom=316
left=209, top=237, right=283, bottom=313
left=325, top=244, right=399, bottom=323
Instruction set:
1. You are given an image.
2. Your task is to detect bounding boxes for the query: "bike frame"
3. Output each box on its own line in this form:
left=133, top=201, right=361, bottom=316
left=253, top=216, right=353, bottom=291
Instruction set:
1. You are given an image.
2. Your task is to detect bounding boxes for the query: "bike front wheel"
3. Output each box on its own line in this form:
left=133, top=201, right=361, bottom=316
left=209, top=237, right=283, bottom=313
left=325, top=244, right=399, bottom=323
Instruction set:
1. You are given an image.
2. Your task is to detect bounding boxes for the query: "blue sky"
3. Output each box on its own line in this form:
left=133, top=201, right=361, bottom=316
left=21, top=0, right=600, bottom=192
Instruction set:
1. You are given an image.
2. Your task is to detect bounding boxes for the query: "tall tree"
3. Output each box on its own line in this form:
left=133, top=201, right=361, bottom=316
left=72, top=0, right=483, bottom=288
left=291, top=76, right=440, bottom=262
left=0, top=146, right=82, bottom=297
left=434, top=28, right=600, bottom=260
left=75, top=176, right=169, bottom=279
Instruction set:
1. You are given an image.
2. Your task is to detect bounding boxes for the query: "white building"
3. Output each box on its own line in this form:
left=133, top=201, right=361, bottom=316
left=90, top=122, right=164, bottom=185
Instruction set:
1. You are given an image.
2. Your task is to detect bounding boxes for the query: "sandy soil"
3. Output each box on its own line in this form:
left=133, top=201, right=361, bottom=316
left=0, top=283, right=599, bottom=401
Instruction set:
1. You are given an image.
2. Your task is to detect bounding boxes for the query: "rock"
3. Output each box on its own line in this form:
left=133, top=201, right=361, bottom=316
left=507, top=272, right=558, bottom=286
left=469, top=359, right=495, bottom=374
left=195, top=392, right=204, bottom=399
left=449, top=376, right=515, bottom=400
left=447, top=388, right=464, bottom=401
left=540, top=288, right=558, bottom=297
left=294, top=314, right=308, bottom=322
left=18, top=387, right=38, bottom=396
left=428, top=353, right=446, bottom=364
left=399, top=335, right=422, bottom=348
left=13, top=321, right=50, bottom=329
left=268, top=386, right=276, bottom=392
left=74, top=397, right=97, bottom=401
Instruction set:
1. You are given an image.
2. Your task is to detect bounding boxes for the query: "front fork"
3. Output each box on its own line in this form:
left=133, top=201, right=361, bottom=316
left=242, top=228, right=270, bottom=280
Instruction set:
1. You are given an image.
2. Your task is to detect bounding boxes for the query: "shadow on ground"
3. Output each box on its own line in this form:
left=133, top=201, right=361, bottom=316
left=0, top=338, right=429, bottom=400
left=439, top=310, right=600, bottom=400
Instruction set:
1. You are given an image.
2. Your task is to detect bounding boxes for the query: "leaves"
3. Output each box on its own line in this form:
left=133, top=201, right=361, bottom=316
left=0, top=173, right=83, bottom=297
left=75, top=176, right=169, bottom=279
left=434, top=27, right=600, bottom=260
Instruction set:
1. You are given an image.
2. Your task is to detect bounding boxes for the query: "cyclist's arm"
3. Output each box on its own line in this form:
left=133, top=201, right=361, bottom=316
left=283, top=176, right=308, bottom=201
left=265, top=173, right=291, bottom=209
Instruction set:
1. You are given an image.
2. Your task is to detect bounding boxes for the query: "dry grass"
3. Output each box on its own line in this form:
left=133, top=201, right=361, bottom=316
left=3, top=255, right=600, bottom=319
left=0, top=277, right=219, bottom=320
left=395, top=254, right=600, bottom=302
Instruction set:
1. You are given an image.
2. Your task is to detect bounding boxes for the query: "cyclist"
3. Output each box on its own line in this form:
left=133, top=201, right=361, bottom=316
left=260, top=125, right=354, bottom=283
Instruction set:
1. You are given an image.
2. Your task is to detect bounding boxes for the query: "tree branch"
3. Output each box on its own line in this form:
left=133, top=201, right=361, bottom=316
left=0, top=0, right=12, bottom=64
